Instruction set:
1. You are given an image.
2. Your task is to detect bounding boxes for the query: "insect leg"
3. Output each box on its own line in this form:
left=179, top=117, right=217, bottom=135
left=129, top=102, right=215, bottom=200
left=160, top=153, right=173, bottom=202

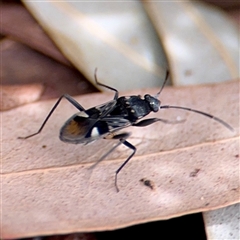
left=160, top=105, right=234, bottom=131
left=132, top=117, right=185, bottom=127
left=18, top=94, right=86, bottom=139
left=89, top=132, right=131, bottom=170
left=89, top=140, right=123, bottom=170
left=115, top=139, right=136, bottom=192
left=94, top=68, right=119, bottom=100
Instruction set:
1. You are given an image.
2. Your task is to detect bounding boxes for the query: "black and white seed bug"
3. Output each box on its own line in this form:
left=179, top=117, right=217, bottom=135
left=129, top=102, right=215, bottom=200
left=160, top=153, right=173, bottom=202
left=19, top=69, right=234, bottom=192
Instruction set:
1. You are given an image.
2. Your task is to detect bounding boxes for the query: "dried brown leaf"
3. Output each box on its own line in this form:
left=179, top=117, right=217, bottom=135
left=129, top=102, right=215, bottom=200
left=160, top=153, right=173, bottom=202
left=2, top=81, right=239, bottom=238
left=1, top=84, right=44, bottom=110
left=1, top=39, right=96, bottom=100
left=1, top=3, right=71, bottom=66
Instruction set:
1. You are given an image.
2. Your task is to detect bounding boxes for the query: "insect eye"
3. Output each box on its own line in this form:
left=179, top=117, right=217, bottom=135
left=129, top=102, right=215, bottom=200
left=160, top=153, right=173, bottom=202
left=144, top=94, right=160, bottom=112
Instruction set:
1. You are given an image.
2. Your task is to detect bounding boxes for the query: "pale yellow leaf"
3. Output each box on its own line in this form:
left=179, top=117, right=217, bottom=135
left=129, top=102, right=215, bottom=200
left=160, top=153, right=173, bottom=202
left=22, top=1, right=167, bottom=91
left=144, top=1, right=239, bottom=85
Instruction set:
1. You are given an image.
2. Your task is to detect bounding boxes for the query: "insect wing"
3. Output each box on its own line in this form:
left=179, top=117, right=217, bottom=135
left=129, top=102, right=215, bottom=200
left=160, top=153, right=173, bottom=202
left=103, top=117, right=132, bottom=132
left=60, top=100, right=119, bottom=144
left=60, top=113, right=96, bottom=144
left=93, top=100, right=117, bottom=119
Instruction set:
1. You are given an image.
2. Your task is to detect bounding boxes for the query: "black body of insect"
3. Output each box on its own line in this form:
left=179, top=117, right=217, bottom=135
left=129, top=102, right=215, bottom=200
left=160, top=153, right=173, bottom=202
left=19, top=69, right=233, bottom=192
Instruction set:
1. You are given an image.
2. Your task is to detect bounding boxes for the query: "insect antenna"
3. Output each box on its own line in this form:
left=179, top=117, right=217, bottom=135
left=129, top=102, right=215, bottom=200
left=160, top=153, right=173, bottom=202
left=160, top=105, right=234, bottom=132
left=94, top=68, right=119, bottom=100
left=155, top=70, right=169, bottom=99
left=156, top=70, right=233, bottom=132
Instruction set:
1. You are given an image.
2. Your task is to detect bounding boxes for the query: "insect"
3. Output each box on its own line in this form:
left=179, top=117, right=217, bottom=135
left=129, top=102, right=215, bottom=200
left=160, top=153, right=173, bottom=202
left=19, top=69, right=233, bottom=192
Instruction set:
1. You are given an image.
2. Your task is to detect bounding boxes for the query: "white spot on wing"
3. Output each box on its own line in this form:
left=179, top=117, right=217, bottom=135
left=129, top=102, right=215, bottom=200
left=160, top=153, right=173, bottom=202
left=91, top=127, right=99, bottom=137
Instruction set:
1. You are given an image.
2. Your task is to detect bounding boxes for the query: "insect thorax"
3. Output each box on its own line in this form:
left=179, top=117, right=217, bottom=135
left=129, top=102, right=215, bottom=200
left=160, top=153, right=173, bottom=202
left=110, top=96, right=153, bottom=122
